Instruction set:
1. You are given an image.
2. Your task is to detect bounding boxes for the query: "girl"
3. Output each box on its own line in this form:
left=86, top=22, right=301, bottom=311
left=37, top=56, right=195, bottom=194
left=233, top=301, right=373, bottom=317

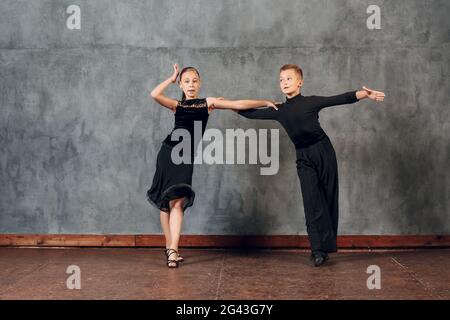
left=147, top=64, right=277, bottom=268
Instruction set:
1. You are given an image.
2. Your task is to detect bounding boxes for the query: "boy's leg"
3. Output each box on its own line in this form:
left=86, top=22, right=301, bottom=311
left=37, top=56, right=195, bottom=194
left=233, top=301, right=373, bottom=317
left=318, top=137, right=339, bottom=239
left=296, top=149, right=337, bottom=254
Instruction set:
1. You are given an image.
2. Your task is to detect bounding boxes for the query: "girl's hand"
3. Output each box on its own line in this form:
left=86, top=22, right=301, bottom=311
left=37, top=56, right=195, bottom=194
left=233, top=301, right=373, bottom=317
left=363, top=86, right=385, bottom=102
left=208, top=97, right=224, bottom=113
left=170, top=63, right=179, bottom=83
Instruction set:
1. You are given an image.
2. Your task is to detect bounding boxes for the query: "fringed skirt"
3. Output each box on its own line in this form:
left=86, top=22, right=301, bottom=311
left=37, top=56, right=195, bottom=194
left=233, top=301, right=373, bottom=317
left=146, top=142, right=195, bottom=213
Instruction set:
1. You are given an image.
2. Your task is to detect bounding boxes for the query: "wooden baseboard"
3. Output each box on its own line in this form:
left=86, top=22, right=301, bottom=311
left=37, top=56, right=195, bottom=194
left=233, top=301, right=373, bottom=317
left=0, top=234, right=449, bottom=249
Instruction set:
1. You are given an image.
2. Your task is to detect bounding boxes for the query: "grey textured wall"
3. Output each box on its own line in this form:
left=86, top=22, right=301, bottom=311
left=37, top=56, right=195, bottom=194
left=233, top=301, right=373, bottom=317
left=1, top=0, right=449, bottom=235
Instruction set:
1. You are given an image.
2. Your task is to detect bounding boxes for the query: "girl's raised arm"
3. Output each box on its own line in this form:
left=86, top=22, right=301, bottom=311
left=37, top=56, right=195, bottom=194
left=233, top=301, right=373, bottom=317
left=150, top=64, right=179, bottom=112
left=206, top=97, right=278, bottom=111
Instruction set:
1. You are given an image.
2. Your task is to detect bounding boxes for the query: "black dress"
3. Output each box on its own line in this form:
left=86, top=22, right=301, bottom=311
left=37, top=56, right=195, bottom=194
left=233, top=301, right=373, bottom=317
left=147, top=98, right=209, bottom=213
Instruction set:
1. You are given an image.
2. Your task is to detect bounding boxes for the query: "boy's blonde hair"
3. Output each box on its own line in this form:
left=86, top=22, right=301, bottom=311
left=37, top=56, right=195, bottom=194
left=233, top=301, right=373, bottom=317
left=280, top=64, right=303, bottom=79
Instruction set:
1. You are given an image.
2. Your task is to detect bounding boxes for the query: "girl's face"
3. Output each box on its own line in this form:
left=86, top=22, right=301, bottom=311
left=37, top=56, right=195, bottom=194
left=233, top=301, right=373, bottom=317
left=279, top=69, right=303, bottom=96
left=179, top=70, right=201, bottom=99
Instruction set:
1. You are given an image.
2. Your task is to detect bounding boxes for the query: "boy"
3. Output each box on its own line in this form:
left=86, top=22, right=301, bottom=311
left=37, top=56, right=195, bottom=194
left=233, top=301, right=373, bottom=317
left=238, top=64, right=385, bottom=266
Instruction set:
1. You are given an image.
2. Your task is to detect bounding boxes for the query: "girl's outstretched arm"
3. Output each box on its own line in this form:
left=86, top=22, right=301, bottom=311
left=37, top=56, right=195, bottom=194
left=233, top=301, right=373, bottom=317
left=150, top=64, right=179, bottom=112
left=206, top=97, right=278, bottom=111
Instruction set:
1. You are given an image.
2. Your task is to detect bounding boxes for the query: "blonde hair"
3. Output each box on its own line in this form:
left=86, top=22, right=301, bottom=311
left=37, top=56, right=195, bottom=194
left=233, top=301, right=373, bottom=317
left=280, top=64, right=303, bottom=79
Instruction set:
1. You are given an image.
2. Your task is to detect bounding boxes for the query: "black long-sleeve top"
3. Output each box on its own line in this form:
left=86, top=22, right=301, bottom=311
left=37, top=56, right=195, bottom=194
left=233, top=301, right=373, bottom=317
left=238, top=91, right=359, bottom=149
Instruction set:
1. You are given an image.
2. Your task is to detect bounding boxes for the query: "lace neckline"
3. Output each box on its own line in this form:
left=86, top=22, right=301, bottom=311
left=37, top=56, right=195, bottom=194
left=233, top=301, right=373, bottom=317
left=177, top=98, right=207, bottom=108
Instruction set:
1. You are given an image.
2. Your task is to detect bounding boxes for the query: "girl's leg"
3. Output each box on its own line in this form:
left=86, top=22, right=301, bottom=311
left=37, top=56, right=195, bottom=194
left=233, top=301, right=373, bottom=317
left=167, top=197, right=185, bottom=261
left=160, top=211, right=171, bottom=249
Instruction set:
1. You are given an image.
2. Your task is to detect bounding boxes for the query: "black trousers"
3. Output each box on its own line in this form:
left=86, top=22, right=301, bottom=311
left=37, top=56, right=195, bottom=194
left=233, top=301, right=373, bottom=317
left=296, top=136, right=339, bottom=254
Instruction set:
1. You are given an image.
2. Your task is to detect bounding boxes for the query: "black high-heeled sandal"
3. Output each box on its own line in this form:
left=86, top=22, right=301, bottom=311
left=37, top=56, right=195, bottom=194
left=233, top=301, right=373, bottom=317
left=164, top=249, right=184, bottom=262
left=166, top=249, right=179, bottom=268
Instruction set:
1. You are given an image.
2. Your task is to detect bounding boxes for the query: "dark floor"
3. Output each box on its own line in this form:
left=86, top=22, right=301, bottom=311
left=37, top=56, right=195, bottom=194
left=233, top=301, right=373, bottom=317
left=0, top=247, right=449, bottom=300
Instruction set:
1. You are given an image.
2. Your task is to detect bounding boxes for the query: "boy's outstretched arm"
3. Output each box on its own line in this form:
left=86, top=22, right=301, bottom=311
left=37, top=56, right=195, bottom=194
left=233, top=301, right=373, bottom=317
left=312, top=87, right=385, bottom=111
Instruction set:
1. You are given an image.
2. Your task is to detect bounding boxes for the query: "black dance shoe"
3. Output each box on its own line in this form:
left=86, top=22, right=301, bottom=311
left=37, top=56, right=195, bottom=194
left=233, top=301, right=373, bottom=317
left=165, top=249, right=184, bottom=262
left=165, top=249, right=180, bottom=268
left=310, top=252, right=329, bottom=267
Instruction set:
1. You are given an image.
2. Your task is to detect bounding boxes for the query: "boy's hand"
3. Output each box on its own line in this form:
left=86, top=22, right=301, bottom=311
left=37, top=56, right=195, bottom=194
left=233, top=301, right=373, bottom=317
left=363, top=86, right=385, bottom=102
left=213, top=97, right=225, bottom=108
left=266, top=101, right=279, bottom=110
left=208, top=97, right=225, bottom=112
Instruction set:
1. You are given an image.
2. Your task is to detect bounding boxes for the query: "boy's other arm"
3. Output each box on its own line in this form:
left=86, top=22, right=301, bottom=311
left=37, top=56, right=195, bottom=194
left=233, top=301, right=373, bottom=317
left=311, top=91, right=359, bottom=111
left=313, top=87, right=385, bottom=111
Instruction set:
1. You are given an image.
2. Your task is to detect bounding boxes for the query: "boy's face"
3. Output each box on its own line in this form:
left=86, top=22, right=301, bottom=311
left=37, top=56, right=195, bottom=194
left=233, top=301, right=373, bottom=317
left=279, top=69, right=303, bottom=96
